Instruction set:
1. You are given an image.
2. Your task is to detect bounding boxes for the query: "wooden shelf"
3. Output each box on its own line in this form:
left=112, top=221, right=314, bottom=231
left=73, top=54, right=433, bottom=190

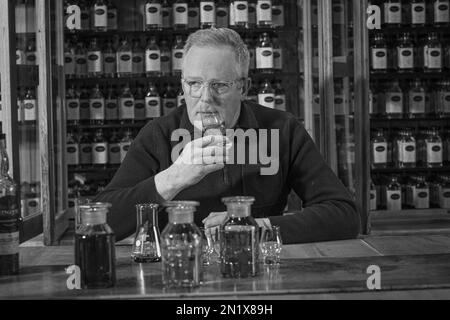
left=66, top=122, right=148, bottom=130
left=370, top=208, right=450, bottom=221
left=370, top=25, right=450, bottom=35
left=370, top=71, right=450, bottom=80
left=370, top=117, right=450, bottom=129
left=372, top=166, right=450, bottom=174
left=68, top=165, right=119, bottom=174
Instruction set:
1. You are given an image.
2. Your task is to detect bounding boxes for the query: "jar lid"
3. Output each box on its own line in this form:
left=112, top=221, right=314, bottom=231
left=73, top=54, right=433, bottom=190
left=222, top=196, right=255, bottom=205
left=164, top=201, right=200, bottom=209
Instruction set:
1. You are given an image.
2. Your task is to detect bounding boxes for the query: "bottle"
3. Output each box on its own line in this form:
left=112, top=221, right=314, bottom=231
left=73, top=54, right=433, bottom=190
left=413, top=175, right=430, bottom=209
left=160, top=39, right=172, bottom=76
left=145, top=0, right=163, bottom=31
left=271, top=0, right=284, bottom=28
left=244, top=36, right=256, bottom=71
left=0, top=133, right=20, bottom=276
left=79, top=86, right=90, bottom=124
left=26, top=183, right=40, bottom=217
left=172, top=36, right=184, bottom=76
left=75, top=202, right=116, bottom=289
left=272, top=35, right=283, bottom=71
left=444, top=127, right=450, bottom=165
left=107, top=0, right=118, bottom=31
left=108, top=129, right=121, bottom=166
left=256, top=0, right=272, bottom=28
left=162, top=0, right=172, bottom=29
left=132, top=204, right=162, bottom=263
left=25, top=38, right=37, bottom=66
left=258, top=79, right=275, bottom=109
left=145, top=82, right=161, bottom=119
left=399, top=128, right=417, bottom=168
left=371, top=33, right=388, bottom=73
left=91, top=128, right=108, bottom=167
left=16, top=38, right=26, bottom=65
left=410, top=0, right=426, bottom=27
left=92, top=0, right=108, bottom=32
left=220, top=196, right=259, bottom=278
left=433, top=0, right=450, bottom=26
left=119, top=128, right=133, bottom=162
left=79, top=130, right=92, bottom=166
left=216, top=0, right=229, bottom=28
left=200, top=0, right=216, bottom=28
left=118, top=83, right=135, bottom=124
left=66, top=85, right=80, bottom=125
left=105, top=85, right=118, bottom=123
left=23, top=88, right=37, bottom=122
left=274, top=80, right=286, bottom=111
left=369, top=179, right=377, bottom=211
left=87, top=38, right=103, bottom=77
left=103, top=40, right=116, bottom=78
left=371, top=128, right=388, bottom=169
left=396, top=33, right=414, bottom=72
left=145, top=36, right=162, bottom=77
left=131, top=39, right=145, bottom=77
left=64, top=39, right=76, bottom=78
left=384, top=80, right=404, bottom=119
left=66, top=130, right=80, bottom=167
left=79, top=0, right=91, bottom=31
left=134, top=85, right=146, bottom=121
left=248, top=0, right=257, bottom=28
left=436, top=80, right=450, bottom=117
left=188, top=0, right=200, bottom=29
left=161, top=201, right=203, bottom=288
left=439, top=175, right=450, bottom=208
left=426, top=128, right=443, bottom=168
left=162, top=83, right=177, bottom=115
left=256, top=33, right=273, bottom=73
left=116, top=38, right=133, bottom=78
left=386, top=175, right=402, bottom=211
left=423, top=33, right=443, bottom=72
left=89, top=84, right=105, bottom=125
left=407, top=79, right=426, bottom=118
left=383, top=0, right=402, bottom=27
left=75, top=41, right=88, bottom=78
left=246, top=84, right=258, bottom=103
left=173, top=0, right=188, bottom=29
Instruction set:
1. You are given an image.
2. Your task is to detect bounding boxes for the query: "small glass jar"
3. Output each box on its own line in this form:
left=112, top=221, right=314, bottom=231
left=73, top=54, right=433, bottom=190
left=131, top=203, right=162, bottom=263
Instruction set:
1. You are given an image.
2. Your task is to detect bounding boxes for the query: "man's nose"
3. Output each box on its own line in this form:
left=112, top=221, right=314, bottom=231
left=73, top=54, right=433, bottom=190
left=200, top=84, right=214, bottom=103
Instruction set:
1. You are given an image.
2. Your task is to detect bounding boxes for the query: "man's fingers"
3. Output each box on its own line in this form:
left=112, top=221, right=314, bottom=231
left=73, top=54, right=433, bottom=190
left=192, top=135, right=225, bottom=148
left=203, top=211, right=228, bottom=228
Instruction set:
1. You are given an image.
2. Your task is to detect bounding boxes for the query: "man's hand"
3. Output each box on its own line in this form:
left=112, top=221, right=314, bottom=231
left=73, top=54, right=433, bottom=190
left=202, top=211, right=228, bottom=229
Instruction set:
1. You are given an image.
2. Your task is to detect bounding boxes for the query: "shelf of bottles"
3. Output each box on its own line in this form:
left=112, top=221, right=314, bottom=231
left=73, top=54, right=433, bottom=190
left=63, top=0, right=300, bottom=200
left=368, top=0, right=450, bottom=216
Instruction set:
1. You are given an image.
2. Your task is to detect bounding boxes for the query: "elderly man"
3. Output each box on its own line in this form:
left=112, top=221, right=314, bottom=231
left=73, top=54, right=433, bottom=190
left=95, top=28, right=360, bottom=244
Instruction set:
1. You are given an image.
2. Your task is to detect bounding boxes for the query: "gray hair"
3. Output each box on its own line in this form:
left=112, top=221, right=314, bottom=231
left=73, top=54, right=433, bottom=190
left=182, top=28, right=250, bottom=77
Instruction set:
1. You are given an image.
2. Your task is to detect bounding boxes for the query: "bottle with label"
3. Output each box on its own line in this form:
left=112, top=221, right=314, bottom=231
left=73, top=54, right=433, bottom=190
left=66, top=85, right=80, bottom=125
left=145, top=0, right=163, bottom=31
left=383, top=0, right=402, bottom=26
left=119, top=128, right=133, bottom=162
left=89, top=84, right=105, bottom=125
left=173, top=0, right=188, bottom=29
left=216, top=0, right=229, bottom=28
left=66, top=130, right=79, bottom=166
left=87, top=38, right=103, bottom=77
left=92, top=0, right=108, bottom=32
left=426, top=128, right=443, bottom=167
left=436, top=80, right=450, bottom=117
left=433, top=0, right=450, bottom=25
left=0, top=133, right=20, bottom=276
left=103, top=40, right=116, bottom=78
left=160, top=39, right=172, bottom=76
left=410, top=0, right=426, bottom=27
left=118, top=83, right=135, bottom=124
left=272, top=35, right=283, bottom=71
left=79, top=0, right=91, bottom=31
left=369, top=178, right=377, bottom=211
left=399, top=128, right=417, bottom=168
left=21, top=88, right=36, bottom=123
left=396, top=33, right=414, bottom=72
left=79, top=86, right=90, bottom=124
left=25, top=38, right=36, bottom=66
left=384, top=80, right=404, bottom=119
left=105, top=85, right=118, bottom=123
left=161, top=0, right=172, bottom=29
left=233, top=0, right=248, bottom=28
left=272, top=0, right=284, bottom=28
left=371, top=128, right=388, bottom=169
left=274, top=80, right=286, bottom=111
left=386, top=175, right=402, bottom=211
left=107, top=0, right=118, bottom=31
left=407, top=79, right=426, bottom=118
left=117, top=38, right=133, bottom=78
left=172, top=35, right=184, bottom=76
left=369, top=83, right=379, bottom=117
left=444, top=127, right=450, bottom=165
left=145, top=82, right=161, bottom=119
left=423, top=32, right=443, bottom=72
left=134, top=85, right=146, bottom=121
left=248, top=0, right=257, bottom=28
left=131, top=39, right=145, bottom=77
left=258, top=79, right=275, bottom=109
left=256, top=33, right=273, bottom=73
left=413, top=175, right=430, bottom=209
left=26, top=182, right=40, bottom=217
left=200, top=0, right=216, bottom=28
left=371, top=33, right=388, bottom=73
left=145, top=36, right=162, bottom=77
left=108, top=129, right=121, bottom=166
left=439, top=175, right=450, bottom=208
left=188, top=0, right=200, bottom=29
left=161, top=201, right=203, bottom=288
left=79, top=130, right=92, bottom=166
left=75, top=41, right=88, bottom=78
left=162, top=83, right=177, bottom=115
left=91, top=128, right=108, bottom=167
left=256, top=0, right=272, bottom=27
left=64, top=39, right=76, bottom=78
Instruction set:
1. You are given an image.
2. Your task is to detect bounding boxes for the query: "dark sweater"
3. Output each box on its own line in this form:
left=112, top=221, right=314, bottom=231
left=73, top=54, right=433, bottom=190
left=95, top=101, right=361, bottom=244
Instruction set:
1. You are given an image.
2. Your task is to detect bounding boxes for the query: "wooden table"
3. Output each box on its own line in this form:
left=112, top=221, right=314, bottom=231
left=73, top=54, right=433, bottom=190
left=1, top=235, right=450, bottom=299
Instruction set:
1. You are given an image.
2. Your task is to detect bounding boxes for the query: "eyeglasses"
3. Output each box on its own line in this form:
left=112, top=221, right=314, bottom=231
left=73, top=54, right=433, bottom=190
left=181, top=78, right=244, bottom=98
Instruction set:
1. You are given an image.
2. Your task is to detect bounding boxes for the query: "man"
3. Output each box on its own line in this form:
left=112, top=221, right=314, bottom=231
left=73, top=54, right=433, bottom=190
left=95, top=28, right=360, bottom=244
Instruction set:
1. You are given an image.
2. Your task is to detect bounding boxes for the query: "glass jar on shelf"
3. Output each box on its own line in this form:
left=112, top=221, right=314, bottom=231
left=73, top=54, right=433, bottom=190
left=425, top=127, right=443, bottom=168
left=371, top=128, right=388, bottom=169
left=386, top=175, right=402, bottom=211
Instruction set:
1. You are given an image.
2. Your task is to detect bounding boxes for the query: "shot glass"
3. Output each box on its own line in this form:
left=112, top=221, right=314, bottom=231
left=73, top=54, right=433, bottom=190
left=201, top=227, right=220, bottom=266
left=260, top=225, right=283, bottom=265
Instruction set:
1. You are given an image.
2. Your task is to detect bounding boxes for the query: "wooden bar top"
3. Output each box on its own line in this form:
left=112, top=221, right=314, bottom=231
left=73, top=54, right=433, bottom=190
left=1, top=235, right=450, bottom=299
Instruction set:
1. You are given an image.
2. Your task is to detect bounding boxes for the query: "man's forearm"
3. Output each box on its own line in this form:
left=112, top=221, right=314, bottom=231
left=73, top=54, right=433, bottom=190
left=155, top=166, right=188, bottom=201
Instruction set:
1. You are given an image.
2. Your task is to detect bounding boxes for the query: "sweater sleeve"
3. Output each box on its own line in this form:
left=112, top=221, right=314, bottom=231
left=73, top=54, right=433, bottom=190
left=94, top=122, right=168, bottom=241
left=268, top=118, right=361, bottom=244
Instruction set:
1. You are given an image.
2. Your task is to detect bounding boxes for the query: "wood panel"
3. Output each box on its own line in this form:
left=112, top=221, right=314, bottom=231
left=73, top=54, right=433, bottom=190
left=363, top=235, right=450, bottom=256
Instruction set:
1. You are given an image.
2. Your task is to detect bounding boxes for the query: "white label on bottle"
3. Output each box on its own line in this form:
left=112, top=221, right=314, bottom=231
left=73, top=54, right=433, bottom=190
left=275, top=94, right=286, bottom=111
left=188, top=7, right=200, bottom=28
left=439, top=187, right=450, bottom=208
left=272, top=4, right=284, bottom=26
left=385, top=93, right=403, bottom=114
left=109, top=143, right=121, bottom=164
left=105, top=98, right=118, bottom=120
left=386, top=190, right=402, bottom=211
left=89, top=98, right=105, bottom=120
left=256, top=47, right=273, bottom=69
left=104, top=53, right=116, bottom=74
left=87, top=50, right=103, bottom=73
left=234, top=1, right=249, bottom=24
left=23, top=99, right=36, bottom=121
left=79, top=143, right=92, bottom=164
left=273, top=48, right=282, bottom=70
left=163, top=98, right=177, bottom=115
left=0, top=232, right=20, bottom=255
left=119, top=98, right=135, bottom=120
left=409, top=92, right=425, bottom=114
left=434, top=1, right=450, bottom=23
left=66, top=144, right=79, bottom=165
left=216, top=6, right=229, bottom=27
left=371, top=48, right=387, bottom=70
left=145, top=49, right=161, bottom=72
left=135, top=99, right=146, bottom=120
left=117, top=51, right=133, bottom=73
left=200, top=1, right=216, bottom=24
left=384, top=3, right=402, bottom=24
left=132, top=52, right=144, bottom=74
left=373, top=142, right=387, bottom=164
left=173, top=3, right=188, bottom=25
left=370, top=189, right=377, bottom=211
left=120, top=142, right=131, bottom=162
left=258, top=93, right=275, bottom=109
left=398, top=47, right=414, bottom=69
left=425, top=47, right=442, bottom=69
left=94, top=4, right=108, bottom=28
left=411, top=3, right=426, bottom=24
left=66, top=98, right=80, bottom=121
left=65, top=52, right=75, bottom=75
left=402, top=142, right=416, bottom=164
left=107, top=8, right=118, bottom=29
left=92, top=142, right=108, bottom=164
left=257, top=0, right=272, bottom=23
left=172, top=49, right=184, bottom=72
left=427, top=142, right=443, bottom=164
left=413, top=188, right=429, bottom=209
left=146, top=3, right=162, bottom=26
left=145, top=96, right=161, bottom=118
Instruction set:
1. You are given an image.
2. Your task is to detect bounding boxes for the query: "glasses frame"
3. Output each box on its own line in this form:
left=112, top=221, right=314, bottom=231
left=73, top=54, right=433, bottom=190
left=181, top=77, right=246, bottom=98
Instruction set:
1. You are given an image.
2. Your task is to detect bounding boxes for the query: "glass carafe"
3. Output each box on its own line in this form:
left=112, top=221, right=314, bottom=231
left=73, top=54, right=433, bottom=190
left=161, top=201, right=203, bottom=288
left=132, top=203, right=162, bottom=263
left=220, top=196, right=259, bottom=278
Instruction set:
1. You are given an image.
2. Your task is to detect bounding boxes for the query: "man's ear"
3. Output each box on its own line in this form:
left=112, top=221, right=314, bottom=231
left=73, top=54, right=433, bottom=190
left=241, top=78, right=252, bottom=99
